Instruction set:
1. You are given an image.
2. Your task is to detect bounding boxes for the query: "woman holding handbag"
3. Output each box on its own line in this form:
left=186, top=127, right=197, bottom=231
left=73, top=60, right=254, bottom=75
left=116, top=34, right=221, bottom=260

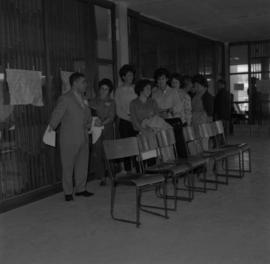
left=89, top=79, right=116, bottom=186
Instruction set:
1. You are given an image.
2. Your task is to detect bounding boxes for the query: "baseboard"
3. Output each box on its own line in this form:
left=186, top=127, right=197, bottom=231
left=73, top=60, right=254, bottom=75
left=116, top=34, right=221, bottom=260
left=0, top=183, right=62, bottom=214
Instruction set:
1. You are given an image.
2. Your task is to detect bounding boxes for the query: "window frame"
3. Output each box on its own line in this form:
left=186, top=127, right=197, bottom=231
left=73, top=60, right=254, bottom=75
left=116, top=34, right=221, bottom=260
left=94, top=0, right=117, bottom=89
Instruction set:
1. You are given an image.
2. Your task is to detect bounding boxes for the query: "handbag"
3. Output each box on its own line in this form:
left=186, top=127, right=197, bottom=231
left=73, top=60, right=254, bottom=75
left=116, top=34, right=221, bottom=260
left=142, top=115, right=172, bottom=131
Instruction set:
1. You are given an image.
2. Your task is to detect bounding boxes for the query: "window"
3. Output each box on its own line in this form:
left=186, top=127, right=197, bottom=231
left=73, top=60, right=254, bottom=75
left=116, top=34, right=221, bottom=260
left=230, top=45, right=248, bottom=74
left=95, top=6, right=113, bottom=60
left=230, top=74, right=249, bottom=111
left=95, top=3, right=116, bottom=88
left=230, top=65, right=248, bottom=73
left=98, top=64, right=113, bottom=80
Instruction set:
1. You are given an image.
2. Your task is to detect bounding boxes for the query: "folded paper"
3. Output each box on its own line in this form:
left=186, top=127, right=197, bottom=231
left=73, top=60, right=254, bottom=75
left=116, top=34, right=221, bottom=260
left=43, top=126, right=56, bottom=147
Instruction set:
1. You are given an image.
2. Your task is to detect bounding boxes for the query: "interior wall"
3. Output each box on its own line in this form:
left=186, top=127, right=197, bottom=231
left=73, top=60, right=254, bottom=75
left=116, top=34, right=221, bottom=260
left=128, top=10, right=225, bottom=94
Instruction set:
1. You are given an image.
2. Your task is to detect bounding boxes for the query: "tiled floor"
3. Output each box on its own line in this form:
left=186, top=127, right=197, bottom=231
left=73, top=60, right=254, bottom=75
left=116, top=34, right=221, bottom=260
left=1, top=135, right=270, bottom=264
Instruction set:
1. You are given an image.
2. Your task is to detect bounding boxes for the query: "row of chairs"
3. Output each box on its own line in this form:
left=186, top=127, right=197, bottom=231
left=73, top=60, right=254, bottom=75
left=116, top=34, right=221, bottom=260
left=197, top=120, right=251, bottom=176
left=103, top=120, right=251, bottom=228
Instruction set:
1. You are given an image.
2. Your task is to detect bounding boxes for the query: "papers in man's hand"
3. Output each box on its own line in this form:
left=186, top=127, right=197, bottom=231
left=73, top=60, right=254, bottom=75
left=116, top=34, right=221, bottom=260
left=89, top=117, right=104, bottom=144
left=43, top=126, right=56, bottom=147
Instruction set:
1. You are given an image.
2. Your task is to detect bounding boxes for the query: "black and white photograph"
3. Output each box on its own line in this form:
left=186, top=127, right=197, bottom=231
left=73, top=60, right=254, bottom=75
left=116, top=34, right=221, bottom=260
left=0, top=0, right=269, bottom=263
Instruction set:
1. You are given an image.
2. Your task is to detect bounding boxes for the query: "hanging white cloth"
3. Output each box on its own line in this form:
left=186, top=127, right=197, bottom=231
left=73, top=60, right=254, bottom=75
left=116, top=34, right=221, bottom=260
left=60, top=71, right=73, bottom=94
left=6, top=69, right=43, bottom=106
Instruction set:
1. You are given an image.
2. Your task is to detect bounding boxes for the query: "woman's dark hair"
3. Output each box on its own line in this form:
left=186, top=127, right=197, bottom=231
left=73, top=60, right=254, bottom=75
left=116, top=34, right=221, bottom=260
left=98, top=78, right=114, bottom=93
left=192, top=74, right=208, bottom=88
left=181, top=75, right=192, bottom=88
left=69, top=72, right=85, bottom=86
left=154, top=68, right=170, bottom=81
left=134, top=79, right=152, bottom=96
left=170, top=73, right=182, bottom=85
left=119, top=64, right=135, bottom=82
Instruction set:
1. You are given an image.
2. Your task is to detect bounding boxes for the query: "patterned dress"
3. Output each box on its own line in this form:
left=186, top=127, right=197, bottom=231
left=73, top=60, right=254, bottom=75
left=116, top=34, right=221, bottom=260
left=89, top=97, right=116, bottom=179
left=192, top=91, right=211, bottom=136
left=177, top=89, right=192, bottom=125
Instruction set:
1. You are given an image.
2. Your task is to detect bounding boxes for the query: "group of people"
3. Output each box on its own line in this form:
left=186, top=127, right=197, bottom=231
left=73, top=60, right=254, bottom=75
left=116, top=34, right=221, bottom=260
left=49, top=65, right=231, bottom=201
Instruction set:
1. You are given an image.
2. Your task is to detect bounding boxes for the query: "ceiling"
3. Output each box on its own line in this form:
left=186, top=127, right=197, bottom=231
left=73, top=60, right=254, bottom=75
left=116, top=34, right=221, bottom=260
left=115, top=0, right=270, bottom=42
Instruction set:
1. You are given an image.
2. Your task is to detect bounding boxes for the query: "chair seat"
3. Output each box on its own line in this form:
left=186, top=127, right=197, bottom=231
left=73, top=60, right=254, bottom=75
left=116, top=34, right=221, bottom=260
left=213, top=146, right=241, bottom=155
left=132, top=174, right=165, bottom=187
left=217, top=143, right=249, bottom=156
left=184, top=156, right=208, bottom=168
left=225, top=143, right=249, bottom=151
left=223, top=147, right=241, bottom=156
left=202, top=150, right=228, bottom=160
left=115, top=172, right=164, bottom=186
left=146, top=162, right=190, bottom=176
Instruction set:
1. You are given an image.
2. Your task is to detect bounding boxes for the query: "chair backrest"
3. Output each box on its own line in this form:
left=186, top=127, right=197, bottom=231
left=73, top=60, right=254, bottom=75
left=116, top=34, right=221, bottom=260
left=198, top=123, right=218, bottom=151
left=209, top=122, right=218, bottom=136
left=183, top=126, right=204, bottom=156
left=213, top=120, right=227, bottom=146
left=137, top=132, right=159, bottom=161
left=156, top=128, right=177, bottom=161
left=187, top=140, right=204, bottom=156
left=156, top=128, right=175, bottom=147
left=198, top=123, right=215, bottom=138
left=103, top=137, right=140, bottom=161
left=183, top=126, right=196, bottom=143
left=214, top=120, right=225, bottom=135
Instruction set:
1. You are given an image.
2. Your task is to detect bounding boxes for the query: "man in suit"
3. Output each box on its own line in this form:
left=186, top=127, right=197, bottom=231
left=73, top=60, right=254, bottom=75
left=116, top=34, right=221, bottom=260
left=49, top=72, right=93, bottom=201
left=214, top=79, right=231, bottom=135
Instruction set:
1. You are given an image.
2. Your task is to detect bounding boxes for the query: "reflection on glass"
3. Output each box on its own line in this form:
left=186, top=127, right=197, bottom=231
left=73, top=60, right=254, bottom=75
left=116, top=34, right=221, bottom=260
left=230, top=74, right=249, bottom=111
left=230, top=45, right=248, bottom=73
left=230, top=65, right=248, bottom=73
left=251, top=73, right=262, bottom=80
left=250, top=42, right=270, bottom=58
left=250, top=63, right=261, bottom=72
left=95, top=6, right=112, bottom=59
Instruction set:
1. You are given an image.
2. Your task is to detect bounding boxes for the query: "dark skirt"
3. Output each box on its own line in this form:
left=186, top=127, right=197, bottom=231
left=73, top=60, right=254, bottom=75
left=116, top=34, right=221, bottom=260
left=165, top=118, right=188, bottom=158
left=118, top=118, right=138, bottom=171
left=118, top=118, right=138, bottom=138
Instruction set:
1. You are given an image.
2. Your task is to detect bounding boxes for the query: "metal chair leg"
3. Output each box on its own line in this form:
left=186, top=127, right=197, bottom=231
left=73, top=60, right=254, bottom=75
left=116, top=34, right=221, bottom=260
left=199, top=162, right=219, bottom=190
left=203, top=169, right=207, bottom=192
left=187, top=173, right=194, bottom=199
left=248, top=149, right=252, bottom=172
left=163, top=182, right=169, bottom=218
left=243, top=149, right=251, bottom=173
left=183, top=169, right=209, bottom=193
left=154, top=177, right=178, bottom=210
left=110, top=183, right=116, bottom=219
left=218, top=152, right=243, bottom=178
left=136, top=188, right=141, bottom=228
left=239, top=152, right=244, bottom=178
left=225, top=157, right=229, bottom=184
